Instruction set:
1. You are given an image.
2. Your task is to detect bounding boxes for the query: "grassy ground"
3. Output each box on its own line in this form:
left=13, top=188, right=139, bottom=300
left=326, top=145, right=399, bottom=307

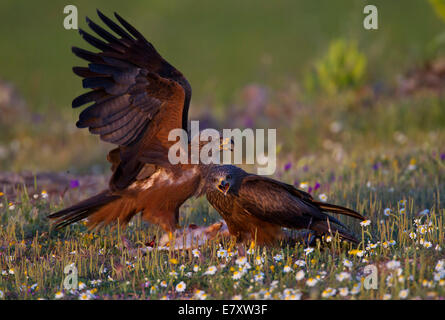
left=0, top=90, right=444, bottom=299
left=1, top=1, right=445, bottom=300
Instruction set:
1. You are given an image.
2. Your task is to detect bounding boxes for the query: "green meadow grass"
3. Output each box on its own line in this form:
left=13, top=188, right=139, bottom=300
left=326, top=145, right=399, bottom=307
left=1, top=0, right=445, bottom=301
left=0, top=127, right=444, bottom=299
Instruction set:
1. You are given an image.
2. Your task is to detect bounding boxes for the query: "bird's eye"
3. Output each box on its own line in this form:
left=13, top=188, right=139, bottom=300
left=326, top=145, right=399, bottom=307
left=226, top=174, right=232, bottom=180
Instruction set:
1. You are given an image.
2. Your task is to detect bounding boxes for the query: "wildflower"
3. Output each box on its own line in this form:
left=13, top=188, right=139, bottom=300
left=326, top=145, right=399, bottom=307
left=169, top=258, right=179, bottom=265
left=284, top=293, right=302, bottom=300
left=0, top=290, right=3, bottom=299
left=325, top=235, right=332, bottom=242
left=273, top=254, right=283, bottom=262
left=295, top=260, right=306, bottom=267
left=193, top=265, right=200, bottom=272
left=409, top=232, right=417, bottom=240
left=254, top=256, right=264, bottom=265
left=55, top=291, right=64, bottom=299
left=160, top=280, right=167, bottom=287
left=90, top=279, right=102, bottom=286
left=339, top=287, right=349, bottom=297
left=232, top=294, right=242, bottom=300
left=407, top=158, right=416, bottom=171
left=399, top=207, right=406, bottom=215
left=203, top=266, right=217, bottom=276
left=306, top=278, right=318, bottom=287
left=304, top=247, right=314, bottom=255
left=423, top=241, right=432, bottom=248
left=179, top=264, right=186, bottom=271
left=235, top=257, right=247, bottom=266
left=78, top=282, right=86, bottom=290
left=348, top=249, right=364, bottom=257
left=79, top=293, right=91, bottom=300
left=284, top=162, right=292, bottom=171
left=175, top=281, right=186, bottom=293
left=232, top=271, right=243, bottom=280
left=383, top=208, right=391, bottom=216
left=8, top=202, right=15, bottom=210
left=386, top=260, right=401, bottom=270
left=321, top=288, right=336, bottom=298
left=192, top=249, right=200, bottom=258
left=383, top=293, right=391, bottom=300
left=360, top=220, right=371, bottom=227
left=254, top=272, right=264, bottom=282
left=336, top=272, right=351, bottom=282
left=283, top=265, right=292, bottom=273
left=318, top=194, right=328, bottom=202
left=295, top=270, right=305, bottom=281
left=398, top=289, right=409, bottom=299
left=69, top=180, right=80, bottom=188
left=194, top=289, right=206, bottom=300
left=41, top=190, right=48, bottom=199
left=343, top=259, right=353, bottom=268
left=299, top=182, right=309, bottom=189
left=418, top=209, right=430, bottom=216
left=217, top=249, right=227, bottom=258
left=350, top=283, right=361, bottom=295
left=169, top=271, right=178, bottom=277
left=435, top=260, right=444, bottom=272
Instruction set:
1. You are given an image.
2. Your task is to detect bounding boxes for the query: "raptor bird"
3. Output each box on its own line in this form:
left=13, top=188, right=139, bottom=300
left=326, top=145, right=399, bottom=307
left=48, top=10, right=225, bottom=232
left=203, top=165, right=365, bottom=245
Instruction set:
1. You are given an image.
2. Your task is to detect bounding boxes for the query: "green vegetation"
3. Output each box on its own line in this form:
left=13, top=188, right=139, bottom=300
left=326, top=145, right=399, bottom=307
left=0, top=0, right=445, bottom=300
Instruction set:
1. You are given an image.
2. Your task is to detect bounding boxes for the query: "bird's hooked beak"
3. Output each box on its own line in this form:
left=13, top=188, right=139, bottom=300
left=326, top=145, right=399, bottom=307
left=217, top=178, right=230, bottom=195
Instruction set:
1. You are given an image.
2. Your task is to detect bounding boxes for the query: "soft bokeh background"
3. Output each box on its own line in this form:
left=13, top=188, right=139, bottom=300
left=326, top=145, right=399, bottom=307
left=1, top=1, right=445, bottom=301
left=0, top=0, right=444, bottom=175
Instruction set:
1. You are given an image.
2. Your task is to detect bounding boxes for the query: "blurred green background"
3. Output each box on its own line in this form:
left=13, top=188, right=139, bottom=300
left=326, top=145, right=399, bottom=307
left=0, top=0, right=444, bottom=174
left=0, top=0, right=441, bottom=111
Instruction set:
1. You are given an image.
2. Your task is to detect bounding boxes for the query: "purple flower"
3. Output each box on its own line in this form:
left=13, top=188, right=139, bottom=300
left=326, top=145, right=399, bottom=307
left=314, top=182, right=321, bottom=191
left=69, top=179, right=80, bottom=188
left=308, top=186, right=313, bottom=193
left=303, top=165, right=309, bottom=172
left=372, top=162, right=381, bottom=171
left=284, top=162, right=292, bottom=171
left=441, top=153, right=445, bottom=161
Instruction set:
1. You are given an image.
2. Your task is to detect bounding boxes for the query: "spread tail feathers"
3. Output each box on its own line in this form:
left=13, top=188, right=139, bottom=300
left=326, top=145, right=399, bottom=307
left=314, top=201, right=365, bottom=221
left=48, top=190, right=137, bottom=230
left=311, top=219, right=360, bottom=244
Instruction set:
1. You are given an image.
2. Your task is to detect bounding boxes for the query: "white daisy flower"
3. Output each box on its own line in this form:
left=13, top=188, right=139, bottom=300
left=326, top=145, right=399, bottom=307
left=295, top=270, right=305, bottom=281
left=203, top=266, right=217, bottom=276
left=175, top=281, right=186, bottom=293
left=398, top=289, right=409, bottom=299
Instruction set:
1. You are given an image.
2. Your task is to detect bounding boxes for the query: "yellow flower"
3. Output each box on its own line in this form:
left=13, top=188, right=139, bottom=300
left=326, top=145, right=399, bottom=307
left=169, top=258, right=178, bottom=265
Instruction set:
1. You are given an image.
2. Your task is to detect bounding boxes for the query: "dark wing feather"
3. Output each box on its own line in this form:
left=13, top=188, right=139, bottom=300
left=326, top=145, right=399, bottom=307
left=72, top=10, right=191, bottom=148
left=72, top=10, right=193, bottom=189
left=236, top=175, right=346, bottom=229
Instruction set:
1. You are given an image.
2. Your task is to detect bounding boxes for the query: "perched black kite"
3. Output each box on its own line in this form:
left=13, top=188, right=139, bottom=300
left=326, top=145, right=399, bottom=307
left=203, top=165, right=365, bottom=245
left=49, top=10, right=223, bottom=232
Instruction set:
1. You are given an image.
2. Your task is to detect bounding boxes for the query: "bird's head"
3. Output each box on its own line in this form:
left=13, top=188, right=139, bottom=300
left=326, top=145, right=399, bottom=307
left=208, top=165, right=243, bottom=196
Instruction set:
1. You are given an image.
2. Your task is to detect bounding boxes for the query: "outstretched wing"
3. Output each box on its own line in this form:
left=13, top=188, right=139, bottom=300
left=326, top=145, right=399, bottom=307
left=235, top=175, right=346, bottom=229
left=72, top=10, right=191, bottom=150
